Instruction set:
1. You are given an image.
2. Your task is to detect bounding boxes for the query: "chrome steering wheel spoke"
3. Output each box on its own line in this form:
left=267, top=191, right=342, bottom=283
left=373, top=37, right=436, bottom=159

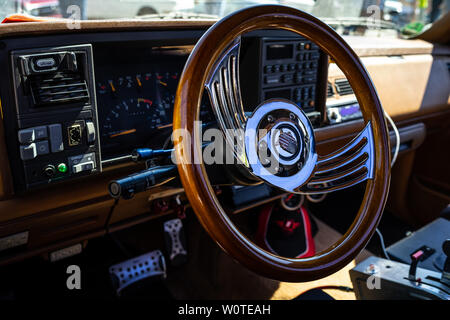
left=299, top=122, right=375, bottom=194
left=205, top=38, right=248, bottom=166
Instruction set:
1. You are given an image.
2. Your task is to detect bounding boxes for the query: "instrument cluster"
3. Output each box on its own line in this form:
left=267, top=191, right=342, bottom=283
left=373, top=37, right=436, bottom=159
left=94, top=46, right=213, bottom=161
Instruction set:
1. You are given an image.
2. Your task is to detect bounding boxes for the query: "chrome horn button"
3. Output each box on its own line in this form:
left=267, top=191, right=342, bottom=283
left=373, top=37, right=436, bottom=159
left=244, top=99, right=317, bottom=192
left=270, top=122, right=303, bottom=164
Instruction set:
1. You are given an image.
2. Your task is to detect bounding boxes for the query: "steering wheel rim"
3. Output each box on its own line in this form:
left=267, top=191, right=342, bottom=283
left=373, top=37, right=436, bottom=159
left=173, top=5, right=391, bottom=282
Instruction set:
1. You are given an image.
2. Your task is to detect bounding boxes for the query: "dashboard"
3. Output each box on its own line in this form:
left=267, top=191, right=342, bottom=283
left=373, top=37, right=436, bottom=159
left=1, top=29, right=331, bottom=193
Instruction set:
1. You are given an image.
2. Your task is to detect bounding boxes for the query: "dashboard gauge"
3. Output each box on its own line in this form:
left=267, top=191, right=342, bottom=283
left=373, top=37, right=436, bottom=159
left=280, top=193, right=304, bottom=211
left=156, top=72, right=178, bottom=99
left=101, top=98, right=165, bottom=140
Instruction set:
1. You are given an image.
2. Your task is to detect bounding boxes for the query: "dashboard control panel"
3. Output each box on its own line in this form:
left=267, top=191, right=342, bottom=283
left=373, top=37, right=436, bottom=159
left=8, top=45, right=101, bottom=192
left=261, top=39, right=320, bottom=108
left=241, top=34, right=328, bottom=126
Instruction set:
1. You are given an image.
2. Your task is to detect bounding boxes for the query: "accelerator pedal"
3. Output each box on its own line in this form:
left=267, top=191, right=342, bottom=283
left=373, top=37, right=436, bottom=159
left=163, top=218, right=188, bottom=266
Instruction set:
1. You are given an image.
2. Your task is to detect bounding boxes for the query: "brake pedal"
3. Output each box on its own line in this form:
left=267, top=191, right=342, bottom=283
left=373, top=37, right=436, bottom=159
left=163, top=218, right=188, bottom=266
left=109, top=250, right=166, bottom=296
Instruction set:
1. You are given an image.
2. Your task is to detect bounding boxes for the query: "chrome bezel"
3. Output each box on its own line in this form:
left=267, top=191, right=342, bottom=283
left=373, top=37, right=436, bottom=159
left=244, top=99, right=317, bottom=192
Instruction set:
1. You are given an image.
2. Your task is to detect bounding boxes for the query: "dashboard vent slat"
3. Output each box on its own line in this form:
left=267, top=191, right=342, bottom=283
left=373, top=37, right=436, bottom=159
left=335, top=78, right=354, bottom=96
left=30, top=72, right=89, bottom=107
left=327, top=82, right=334, bottom=97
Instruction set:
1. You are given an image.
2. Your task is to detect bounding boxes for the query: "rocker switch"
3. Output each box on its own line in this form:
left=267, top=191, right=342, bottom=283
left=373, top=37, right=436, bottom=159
left=86, top=121, right=96, bottom=144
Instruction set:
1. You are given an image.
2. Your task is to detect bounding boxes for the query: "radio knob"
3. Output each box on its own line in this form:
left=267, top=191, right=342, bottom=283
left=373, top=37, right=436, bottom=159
left=43, top=165, right=56, bottom=178
left=331, top=112, right=338, bottom=120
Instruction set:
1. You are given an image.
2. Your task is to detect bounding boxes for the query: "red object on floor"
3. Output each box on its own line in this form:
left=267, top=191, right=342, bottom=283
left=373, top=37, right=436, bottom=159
left=275, top=219, right=301, bottom=234
left=256, top=205, right=315, bottom=258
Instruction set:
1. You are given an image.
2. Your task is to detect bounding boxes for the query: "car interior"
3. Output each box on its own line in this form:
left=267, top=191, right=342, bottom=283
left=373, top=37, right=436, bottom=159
left=0, top=0, right=449, bottom=301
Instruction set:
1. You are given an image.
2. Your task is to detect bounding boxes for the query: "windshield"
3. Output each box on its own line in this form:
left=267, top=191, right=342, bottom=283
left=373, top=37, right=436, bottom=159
left=1, top=0, right=448, bottom=38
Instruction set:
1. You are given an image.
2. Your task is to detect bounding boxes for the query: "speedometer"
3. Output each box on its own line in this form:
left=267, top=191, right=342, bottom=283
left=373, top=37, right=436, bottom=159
left=102, top=98, right=166, bottom=140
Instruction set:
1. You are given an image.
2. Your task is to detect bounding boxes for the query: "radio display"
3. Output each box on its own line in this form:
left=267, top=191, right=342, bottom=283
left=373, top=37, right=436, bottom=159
left=265, top=88, right=291, bottom=100
left=266, top=44, right=293, bottom=60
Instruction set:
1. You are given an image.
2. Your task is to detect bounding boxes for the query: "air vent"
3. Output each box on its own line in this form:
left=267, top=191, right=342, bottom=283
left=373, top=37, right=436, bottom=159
left=335, top=78, right=354, bottom=96
left=327, top=82, right=334, bottom=97
left=30, top=72, right=89, bottom=106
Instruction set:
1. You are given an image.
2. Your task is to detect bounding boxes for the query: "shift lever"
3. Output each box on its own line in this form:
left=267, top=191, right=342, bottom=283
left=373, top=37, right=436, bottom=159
left=441, top=239, right=450, bottom=286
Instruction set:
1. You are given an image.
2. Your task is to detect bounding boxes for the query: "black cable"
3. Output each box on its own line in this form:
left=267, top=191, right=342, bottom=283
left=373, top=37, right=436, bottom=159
left=108, top=232, right=132, bottom=259
left=105, top=198, right=119, bottom=234
left=104, top=198, right=133, bottom=259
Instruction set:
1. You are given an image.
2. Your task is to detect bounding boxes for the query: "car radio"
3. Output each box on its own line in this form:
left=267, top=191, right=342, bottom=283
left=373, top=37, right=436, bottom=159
left=240, top=34, right=328, bottom=126
left=6, top=45, right=101, bottom=193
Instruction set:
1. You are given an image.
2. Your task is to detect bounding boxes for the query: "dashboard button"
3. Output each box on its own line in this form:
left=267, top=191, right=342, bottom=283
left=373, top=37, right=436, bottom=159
left=36, top=140, right=50, bottom=155
left=72, top=161, right=94, bottom=174
left=33, top=126, right=48, bottom=140
left=20, top=143, right=37, bottom=161
left=72, top=163, right=83, bottom=174
left=48, top=124, right=64, bottom=153
left=281, top=74, right=293, bottom=83
left=18, top=129, right=35, bottom=144
left=311, top=52, right=320, bottom=59
left=264, top=76, right=280, bottom=85
left=86, top=121, right=96, bottom=144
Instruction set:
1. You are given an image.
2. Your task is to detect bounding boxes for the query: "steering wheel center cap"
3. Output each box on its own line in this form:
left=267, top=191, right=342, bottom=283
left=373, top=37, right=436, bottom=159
left=244, top=99, right=317, bottom=193
left=271, top=123, right=302, bottom=162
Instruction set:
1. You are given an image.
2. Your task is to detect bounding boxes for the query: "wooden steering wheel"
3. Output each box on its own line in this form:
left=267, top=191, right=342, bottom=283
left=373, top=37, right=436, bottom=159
left=173, top=5, right=391, bottom=282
